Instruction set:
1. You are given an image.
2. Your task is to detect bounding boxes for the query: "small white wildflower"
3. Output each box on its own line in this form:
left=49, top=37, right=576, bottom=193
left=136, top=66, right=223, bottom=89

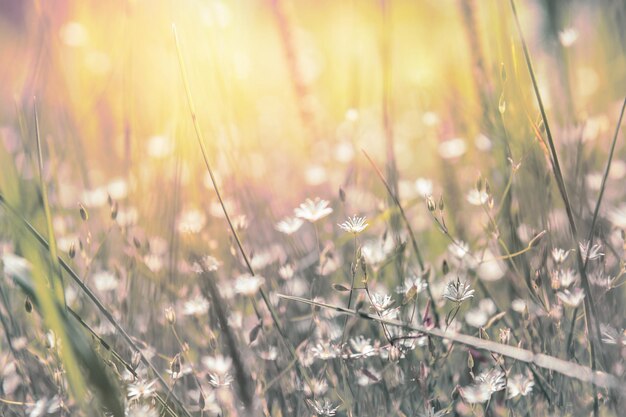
left=208, top=372, right=233, bottom=388
left=607, top=203, right=626, bottom=228
left=306, top=399, right=340, bottom=417
left=459, top=383, right=491, bottom=404
left=310, top=341, right=340, bottom=360
left=202, top=355, right=232, bottom=375
left=476, top=368, right=506, bottom=393
left=600, top=324, right=626, bottom=346
left=369, top=292, right=395, bottom=311
left=294, top=198, right=333, bottom=222
left=557, top=288, right=585, bottom=307
left=201, top=255, right=222, bottom=272
left=278, top=264, right=295, bottom=280
left=303, top=378, right=329, bottom=396
left=349, top=336, right=377, bottom=358
left=438, top=138, right=467, bottom=159
left=93, top=270, right=119, bottom=292
left=396, top=275, right=427, bottom=300
left=558, top=27, right=579, bottom=47
left=551, top=268, right=578, bottom=289
left=127, top=378, right=157, bottom=401
left=177, top=208, right=206, bottom=234
left=507, top=373, right=534, bottom=399
left=448, top=240, right=470, bottom=259
left=551, top=248, right=570, bottom=264
left=579, top=240, right=603, bottom=261
left=466, top=189, right=489, bottom=206
left=182, top=295, right=210, bottom=316
left=234, top=273, right=265, bottom=296
left=338, top=215, right=368, bottom=234
left=443, top=277, right=475, bottom=303
left=275, top=216, right=304, bottom=235
left=415, top=178, right=433, bottom=197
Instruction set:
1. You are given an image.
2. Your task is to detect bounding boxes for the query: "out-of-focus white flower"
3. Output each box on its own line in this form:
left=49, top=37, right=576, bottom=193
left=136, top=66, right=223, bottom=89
left=579, top=240, right=603, bottom=261
left=558, top=28, right=579, bottom=47
left=438, top=138, right=467, bottom=159
left=608, top=204, right=626, bottom=228
left=460, top=368, right=506, bottom=403
left=507, top=373, right=534, bottom=399
left=295, top=198, right=333, bottom=222
left=234, top=273, right=264, bottom=296
left=275, top=217, right=304, bottom=235
left=551, top=248, right=570, bottom=264
left=466, top=189, right=488, bottom=206
left=202, top=355, right=232, bottom=376
left=183, top=295, right=210, bottom=316
left=93, top=270, right=119, bottom=292
left=557, top=288, right=585, bottom=307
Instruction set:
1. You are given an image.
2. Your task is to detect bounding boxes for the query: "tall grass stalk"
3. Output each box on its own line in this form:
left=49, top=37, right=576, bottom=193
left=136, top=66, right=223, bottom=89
left=172, top=24, right=314, bottom=389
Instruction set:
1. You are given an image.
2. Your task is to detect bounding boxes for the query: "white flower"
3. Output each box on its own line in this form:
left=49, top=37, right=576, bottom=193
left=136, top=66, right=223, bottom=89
left=460, top=368, right=506, bottom=403
left=415, top=178, right=433, bottom=197
left=183, top=295, right=210, bottom=316
left=310, top=341, right=340, bottom=360
left=202, top=354, right=232, bottom=376
left=558, top=28, right=578, bottom=47
left=361, top=237, right=394, bottom=265
left=557, top=288, right=585, bottom=307
left=448, top=240, right=470, bottom=259
left=551, top=268, right=578, bottom=289
left=369, top=292, right=394, bottom=311
left=349, top=336, right=377, bottom=358
left=127, top=379, right=157, bottom=401
left=294, top=198, right=333, bottom=222
left=234, top=273, right=264, bottom=296
left=338, top=215, right=368, bottom=234
left=306, top=399, right=340, bottom=417
left=443, top=277, right=475, bottom=303
left=600, top=324, right=626, bottom=346
left=275, top=216, right=304, bottom=235
left=466, top=189, right=489, bottom=206
left=208, top=372, right=233, bottom=388
left=507, top=374, right=534, bottom=399
left=579, top=240, right=603, bottom=261
left=438, top=138, right=467, bottom=159
left=177, top=208, right=206, bottom=234
left=396, top=275, right=427, bottom=299
left=93, top=270, right=119, bottom=292
left=551, top=248, right=570, bottom=264
left=608, top=204, right=626, bottom=228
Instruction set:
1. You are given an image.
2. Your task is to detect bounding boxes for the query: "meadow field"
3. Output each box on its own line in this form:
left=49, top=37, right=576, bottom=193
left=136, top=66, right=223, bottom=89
left=1, top=0, right=625, bottom=416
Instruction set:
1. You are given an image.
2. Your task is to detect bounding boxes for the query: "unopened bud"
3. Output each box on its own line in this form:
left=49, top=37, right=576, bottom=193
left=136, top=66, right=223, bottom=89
left=388, top=345, right=401, bottom=363
left=132, top=350, right=141, bottom=370
left=165, top=306, right=176, bottom=325
left=78, top=203, right=88, bottom=221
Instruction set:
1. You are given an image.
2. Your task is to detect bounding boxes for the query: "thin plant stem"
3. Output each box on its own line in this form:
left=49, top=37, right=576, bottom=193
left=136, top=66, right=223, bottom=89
left=172, top=24, right=313, bottom=390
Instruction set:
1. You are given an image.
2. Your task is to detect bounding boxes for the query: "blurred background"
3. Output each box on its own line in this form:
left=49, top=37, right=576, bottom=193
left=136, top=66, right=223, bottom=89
left=1, top=1, right=626, bottom=414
